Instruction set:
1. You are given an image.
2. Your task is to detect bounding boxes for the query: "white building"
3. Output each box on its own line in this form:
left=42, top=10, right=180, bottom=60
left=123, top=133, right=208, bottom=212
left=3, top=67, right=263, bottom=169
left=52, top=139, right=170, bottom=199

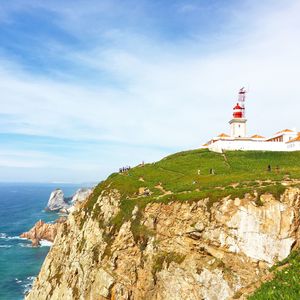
left=203, top=88, right=300, bottom=153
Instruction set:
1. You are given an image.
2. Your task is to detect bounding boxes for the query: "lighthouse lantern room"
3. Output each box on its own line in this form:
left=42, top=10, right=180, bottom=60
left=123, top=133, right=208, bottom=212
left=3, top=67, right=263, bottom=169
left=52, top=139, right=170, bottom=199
left=229, top=88, right=247, bottom=138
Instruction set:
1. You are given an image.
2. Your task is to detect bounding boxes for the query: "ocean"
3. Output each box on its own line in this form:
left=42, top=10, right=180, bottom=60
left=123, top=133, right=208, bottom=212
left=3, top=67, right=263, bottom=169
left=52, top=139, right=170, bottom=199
left=0, top=183, right=83, bottom=300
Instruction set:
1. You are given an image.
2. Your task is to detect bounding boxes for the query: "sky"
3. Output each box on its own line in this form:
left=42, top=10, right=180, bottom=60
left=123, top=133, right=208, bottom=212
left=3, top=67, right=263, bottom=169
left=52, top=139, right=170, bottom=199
left=0, top=0, right=300, bottom=183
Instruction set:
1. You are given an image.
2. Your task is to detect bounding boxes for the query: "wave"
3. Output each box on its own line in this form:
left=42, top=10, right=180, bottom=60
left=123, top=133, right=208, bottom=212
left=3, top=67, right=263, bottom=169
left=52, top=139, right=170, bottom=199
left=7, top=236, right=27, bottom=241
left=0, top=233, right=27, bottom=241
left=40, top=240, right=53, bottom=247
left=0, top=245, right=12, bottom=248
left=16, top=276, right=36, bottom=296
left=7, top=236, right=26, bottom=241
left=18, top=240, right=53, bottom=247
left=18, top=243, right=32, bottom=248
left=1, top=232, right=28, bottom=248
left=27, top=276, right=36, bottom=281
left=24, top=277, right=36, bottom=295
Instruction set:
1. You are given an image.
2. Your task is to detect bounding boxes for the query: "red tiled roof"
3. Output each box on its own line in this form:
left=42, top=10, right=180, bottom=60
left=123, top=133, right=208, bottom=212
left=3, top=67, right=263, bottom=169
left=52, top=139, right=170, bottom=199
left=275, top=129, right=293, bottom=135
left=287, top=135, right=300, bottom=143
left=251, top=134, right=265, bottom=139
left=218, top=133, right=230, bottom=138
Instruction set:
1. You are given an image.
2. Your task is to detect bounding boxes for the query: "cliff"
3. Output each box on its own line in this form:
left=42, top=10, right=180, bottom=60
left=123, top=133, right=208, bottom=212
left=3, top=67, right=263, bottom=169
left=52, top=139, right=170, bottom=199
left=25, top=149, right=300, bottom=299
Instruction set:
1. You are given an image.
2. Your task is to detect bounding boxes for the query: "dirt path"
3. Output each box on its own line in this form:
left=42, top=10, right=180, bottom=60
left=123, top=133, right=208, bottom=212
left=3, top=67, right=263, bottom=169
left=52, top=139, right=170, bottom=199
left=222, top=153, right=231, bottom=168
left=155, top=183, right=173, bottom=198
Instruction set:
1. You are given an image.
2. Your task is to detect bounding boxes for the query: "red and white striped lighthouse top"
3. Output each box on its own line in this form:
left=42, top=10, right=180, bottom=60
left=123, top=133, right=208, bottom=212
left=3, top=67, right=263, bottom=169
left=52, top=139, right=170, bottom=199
left=233, top=103, right=243, bottom=118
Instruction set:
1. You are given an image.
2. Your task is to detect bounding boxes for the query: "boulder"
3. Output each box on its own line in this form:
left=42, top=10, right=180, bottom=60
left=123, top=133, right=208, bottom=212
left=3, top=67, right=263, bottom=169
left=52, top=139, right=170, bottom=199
left=45, top=189, right=69, bottom=212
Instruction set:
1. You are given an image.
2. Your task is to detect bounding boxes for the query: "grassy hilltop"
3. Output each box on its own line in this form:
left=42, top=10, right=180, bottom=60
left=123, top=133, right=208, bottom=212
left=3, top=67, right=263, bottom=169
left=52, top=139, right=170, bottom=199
left=84, top=149, right=300, bottom=223
left=83, top=148, right=300, bottom=300
left=88, top=149, right=300, bottom=210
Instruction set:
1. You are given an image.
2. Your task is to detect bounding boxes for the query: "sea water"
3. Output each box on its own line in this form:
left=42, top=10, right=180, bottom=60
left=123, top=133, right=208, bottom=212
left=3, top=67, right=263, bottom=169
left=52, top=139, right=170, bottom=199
left=0, top=183, right=83, bottom=300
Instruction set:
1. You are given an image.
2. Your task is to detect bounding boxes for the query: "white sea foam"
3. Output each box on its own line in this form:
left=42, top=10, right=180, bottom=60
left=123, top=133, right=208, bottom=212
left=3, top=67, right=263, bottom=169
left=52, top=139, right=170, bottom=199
left=6, top=236, right=26, bottom=240
left=27, top=276, right=36, bottom=281
left=22, top=276, right=36, bottom=295
left=18, top=243, right=32, bottom=248
left=0, top=232, right=25, bottom=248
left=19, top=240, right=52, bottom=247
left=16, top=276, right=36, bottom=295
left=0, top=245, right=12, bottom=248
left=40, top=240, right=53, bottom=247
left=0, top=233, right=26, bottom=241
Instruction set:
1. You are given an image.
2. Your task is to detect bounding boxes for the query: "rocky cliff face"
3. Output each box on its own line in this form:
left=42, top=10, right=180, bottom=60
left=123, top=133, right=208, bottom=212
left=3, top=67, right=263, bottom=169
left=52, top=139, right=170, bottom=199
left=26, top=187, right=300, bottom=300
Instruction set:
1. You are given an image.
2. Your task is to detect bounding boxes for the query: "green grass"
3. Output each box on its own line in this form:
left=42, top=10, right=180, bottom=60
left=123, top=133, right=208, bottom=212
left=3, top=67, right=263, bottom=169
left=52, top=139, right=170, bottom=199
left=249, top=250, right=300, bottom=300
left=80, top=149, right=300, bottom=262
left=84, top=149, right=300, bottom=215
left=82, top=149, right=300, bottom=243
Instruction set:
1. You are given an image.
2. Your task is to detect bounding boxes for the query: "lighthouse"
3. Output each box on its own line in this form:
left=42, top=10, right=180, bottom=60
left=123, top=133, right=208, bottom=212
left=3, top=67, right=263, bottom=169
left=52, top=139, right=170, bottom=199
left=229, top=88, right=247, bottom=138
left=203, top=87, right=300, bottom=152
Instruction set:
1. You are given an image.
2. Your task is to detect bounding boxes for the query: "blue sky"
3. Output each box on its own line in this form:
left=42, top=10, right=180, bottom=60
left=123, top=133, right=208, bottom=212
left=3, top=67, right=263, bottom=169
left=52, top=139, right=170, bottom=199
left=0, top=0, right=300, bottom=182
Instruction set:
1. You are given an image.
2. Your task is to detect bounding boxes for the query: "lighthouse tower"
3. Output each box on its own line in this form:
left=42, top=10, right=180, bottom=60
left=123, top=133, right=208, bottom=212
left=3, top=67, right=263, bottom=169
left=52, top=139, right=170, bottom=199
left=229, top=88, right=247, bottom=138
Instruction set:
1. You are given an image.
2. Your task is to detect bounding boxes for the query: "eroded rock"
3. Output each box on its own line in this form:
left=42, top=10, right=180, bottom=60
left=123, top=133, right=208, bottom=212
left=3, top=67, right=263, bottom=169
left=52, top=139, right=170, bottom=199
left=45, top=189, right=69, bottom=212
left=71, top=188, right=93, bottom=204
left=26, top=187, right=300, bottom=300
left=20, top=218, right=66, bottom=246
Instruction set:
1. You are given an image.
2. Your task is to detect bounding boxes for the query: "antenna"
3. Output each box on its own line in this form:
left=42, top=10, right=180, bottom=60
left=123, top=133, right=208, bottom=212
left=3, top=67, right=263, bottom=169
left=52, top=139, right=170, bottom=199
left=238, top=87, right=246, bottom=118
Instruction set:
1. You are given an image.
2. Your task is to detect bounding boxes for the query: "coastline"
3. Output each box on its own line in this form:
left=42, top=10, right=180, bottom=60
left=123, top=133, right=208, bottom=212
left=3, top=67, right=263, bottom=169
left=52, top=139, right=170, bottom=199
left=0, top=183, right=81, bottom=299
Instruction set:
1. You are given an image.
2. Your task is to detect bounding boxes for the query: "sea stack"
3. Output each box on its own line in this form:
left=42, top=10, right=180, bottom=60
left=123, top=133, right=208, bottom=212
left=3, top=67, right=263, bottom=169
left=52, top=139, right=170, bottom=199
left=45, top=189, right=69, bottom=212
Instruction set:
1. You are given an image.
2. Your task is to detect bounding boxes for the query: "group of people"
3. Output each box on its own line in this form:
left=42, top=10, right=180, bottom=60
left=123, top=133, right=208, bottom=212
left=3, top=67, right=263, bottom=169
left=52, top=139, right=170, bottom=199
left=119, top=166, right=131, bottom=173
left=119, top=164, right=279, bottom=175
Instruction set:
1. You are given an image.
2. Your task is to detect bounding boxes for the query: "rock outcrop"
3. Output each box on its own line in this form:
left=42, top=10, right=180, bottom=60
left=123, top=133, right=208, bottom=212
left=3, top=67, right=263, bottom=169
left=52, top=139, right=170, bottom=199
left=26, top=187, right=300, bottom=300
left=65, top=188, right=94, bottom=214
left=45, top=189, right=69, bottom=212
left=45, top=187, right=93, bottom=214
left=71, top=188, right=93, bottom=204
left=23, top=187, right=93, bottom=246
left=20, top=218, right=66, bottom=247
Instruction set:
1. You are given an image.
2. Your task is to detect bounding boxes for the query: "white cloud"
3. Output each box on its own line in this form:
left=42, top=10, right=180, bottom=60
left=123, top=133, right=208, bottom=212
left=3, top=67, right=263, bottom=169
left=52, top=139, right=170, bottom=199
left=1, top=0, right=300, bottom=181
